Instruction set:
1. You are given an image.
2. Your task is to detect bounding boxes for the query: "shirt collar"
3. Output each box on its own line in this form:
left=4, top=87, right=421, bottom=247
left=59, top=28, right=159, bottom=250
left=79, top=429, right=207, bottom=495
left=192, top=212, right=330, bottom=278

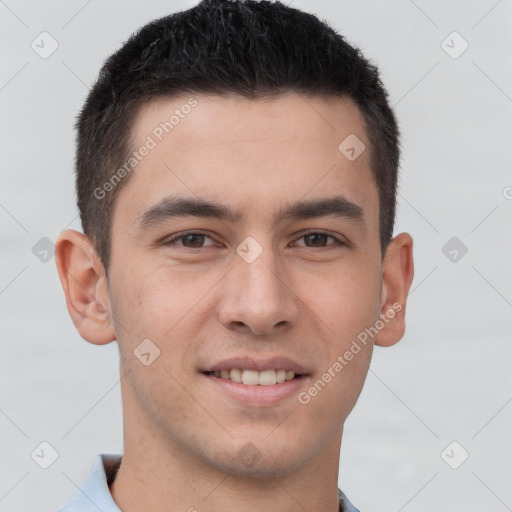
left=57, top=453, right=360, bottom=512
left=56, top=454, right=122, bottom=512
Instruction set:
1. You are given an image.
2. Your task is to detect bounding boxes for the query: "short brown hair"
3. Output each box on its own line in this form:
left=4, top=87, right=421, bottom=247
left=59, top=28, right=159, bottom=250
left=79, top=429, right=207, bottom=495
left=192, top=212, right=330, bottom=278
left=75, top=0, right=400, bottom=277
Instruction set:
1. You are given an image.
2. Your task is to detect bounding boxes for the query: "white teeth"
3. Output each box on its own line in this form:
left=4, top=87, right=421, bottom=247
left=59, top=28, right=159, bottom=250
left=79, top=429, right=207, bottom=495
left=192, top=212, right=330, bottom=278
left=259, top=369, right=277, bottom=386
left=211, top=368, right=298, bottom=385
left=230, top=368, right=242, bottom=383
left=241, top=369, right=259, bottom=386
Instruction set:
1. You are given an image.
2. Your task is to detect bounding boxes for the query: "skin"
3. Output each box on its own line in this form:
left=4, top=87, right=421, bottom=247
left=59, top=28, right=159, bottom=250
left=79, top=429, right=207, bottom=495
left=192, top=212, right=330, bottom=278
left=55, top=92, right=414, bottom=512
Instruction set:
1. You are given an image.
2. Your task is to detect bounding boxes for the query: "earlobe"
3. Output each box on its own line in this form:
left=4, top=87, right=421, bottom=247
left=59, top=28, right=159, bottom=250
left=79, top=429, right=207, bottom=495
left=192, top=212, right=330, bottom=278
left=55, top=229, right=116, bottom=345
left=374, top=232, right=414, bottom=348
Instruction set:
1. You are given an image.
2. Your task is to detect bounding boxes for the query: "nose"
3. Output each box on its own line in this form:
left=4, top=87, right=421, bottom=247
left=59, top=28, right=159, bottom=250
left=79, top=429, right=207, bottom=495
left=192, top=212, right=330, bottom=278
left=216, top=243, right=300, bottom=336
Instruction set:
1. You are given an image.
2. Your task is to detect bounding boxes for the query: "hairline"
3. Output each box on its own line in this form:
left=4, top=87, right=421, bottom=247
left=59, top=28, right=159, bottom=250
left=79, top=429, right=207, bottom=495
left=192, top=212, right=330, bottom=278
left=99, top=89, right=387, bottom=282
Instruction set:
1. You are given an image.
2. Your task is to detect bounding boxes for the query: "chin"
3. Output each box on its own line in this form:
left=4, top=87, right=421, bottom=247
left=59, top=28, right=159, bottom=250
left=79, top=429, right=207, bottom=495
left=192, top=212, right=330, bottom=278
left=200, top=435, right=315, bottom=479
left=215, top=453, right=305, bottom=480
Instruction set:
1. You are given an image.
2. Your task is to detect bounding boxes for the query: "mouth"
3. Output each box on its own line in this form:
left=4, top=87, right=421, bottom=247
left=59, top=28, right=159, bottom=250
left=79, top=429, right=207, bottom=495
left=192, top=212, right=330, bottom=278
left=204, top=368, right=306, bottom=386
left=201, top=357, right=311, bottom=405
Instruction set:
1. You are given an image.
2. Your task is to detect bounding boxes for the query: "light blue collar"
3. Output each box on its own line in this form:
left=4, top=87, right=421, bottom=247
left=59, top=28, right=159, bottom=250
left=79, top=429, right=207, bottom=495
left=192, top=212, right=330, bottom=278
left=57, top=454, right=360, bottom=512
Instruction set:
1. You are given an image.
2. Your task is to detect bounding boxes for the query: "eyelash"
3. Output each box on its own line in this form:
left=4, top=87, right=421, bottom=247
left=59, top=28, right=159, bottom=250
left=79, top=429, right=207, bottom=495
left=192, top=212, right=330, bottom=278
left=163, top=231, right=346, bottom=249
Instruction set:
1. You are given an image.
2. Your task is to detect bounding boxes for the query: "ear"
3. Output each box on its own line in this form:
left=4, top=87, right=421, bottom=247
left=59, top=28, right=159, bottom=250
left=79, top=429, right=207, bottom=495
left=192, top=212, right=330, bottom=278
left=55, top=229, right=116, bottom=345
left=374, top=232, right=414, bottom=348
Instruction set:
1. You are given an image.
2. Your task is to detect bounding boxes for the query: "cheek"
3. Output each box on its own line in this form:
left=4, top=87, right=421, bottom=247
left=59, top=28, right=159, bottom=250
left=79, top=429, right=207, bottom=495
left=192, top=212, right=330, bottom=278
left=111, top=265, right=220, bottom=361
left=297, top=260, right=379, bottom=409
left=112, top=266, right=186, bottom=332
left=300, top=259, right=382, bottom=340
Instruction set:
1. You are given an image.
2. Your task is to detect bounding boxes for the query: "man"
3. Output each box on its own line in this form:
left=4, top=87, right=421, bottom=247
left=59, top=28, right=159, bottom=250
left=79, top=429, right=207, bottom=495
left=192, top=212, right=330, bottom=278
left=55, top=1, right=414, bottom=510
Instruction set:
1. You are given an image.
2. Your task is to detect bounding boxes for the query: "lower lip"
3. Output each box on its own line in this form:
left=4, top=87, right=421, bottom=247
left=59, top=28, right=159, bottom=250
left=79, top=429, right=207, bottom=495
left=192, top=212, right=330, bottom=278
left=203, top=374, right=309, bottom=405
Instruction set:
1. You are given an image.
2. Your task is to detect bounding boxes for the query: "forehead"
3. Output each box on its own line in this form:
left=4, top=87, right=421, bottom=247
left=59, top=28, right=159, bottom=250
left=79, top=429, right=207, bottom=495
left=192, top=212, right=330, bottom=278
left=114, top=92, right=378, bottom=232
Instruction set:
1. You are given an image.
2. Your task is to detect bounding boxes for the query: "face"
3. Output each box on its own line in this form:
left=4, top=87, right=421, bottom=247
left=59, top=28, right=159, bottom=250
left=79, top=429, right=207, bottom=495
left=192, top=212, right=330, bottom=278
left=103, top=93, right=388, bottom=476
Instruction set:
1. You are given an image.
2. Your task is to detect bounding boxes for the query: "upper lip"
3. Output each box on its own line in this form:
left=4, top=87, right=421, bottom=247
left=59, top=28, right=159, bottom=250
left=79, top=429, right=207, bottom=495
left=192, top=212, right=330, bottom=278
left=203, top=357, right=311, bottom=375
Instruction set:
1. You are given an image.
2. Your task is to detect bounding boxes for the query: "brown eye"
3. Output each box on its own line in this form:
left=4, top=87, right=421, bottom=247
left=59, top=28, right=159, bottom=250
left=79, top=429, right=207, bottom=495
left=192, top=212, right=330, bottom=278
left=295, top=232, right=342, bottom=248
left=164, top=232, right=216, bottom=248
left=181, top=234, right=206, bottom=247
left=303, top=233, right=329, bottom=247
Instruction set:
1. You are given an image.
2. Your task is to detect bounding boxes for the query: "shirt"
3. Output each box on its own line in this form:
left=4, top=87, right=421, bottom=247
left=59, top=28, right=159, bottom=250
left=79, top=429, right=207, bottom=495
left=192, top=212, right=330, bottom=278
left=56, top=454, right=360, bottom=512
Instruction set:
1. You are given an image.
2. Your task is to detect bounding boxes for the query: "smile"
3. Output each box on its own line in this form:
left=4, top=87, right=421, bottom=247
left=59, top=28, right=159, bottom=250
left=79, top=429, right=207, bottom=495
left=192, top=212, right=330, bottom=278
left=206, top=368, right=299, bottom=386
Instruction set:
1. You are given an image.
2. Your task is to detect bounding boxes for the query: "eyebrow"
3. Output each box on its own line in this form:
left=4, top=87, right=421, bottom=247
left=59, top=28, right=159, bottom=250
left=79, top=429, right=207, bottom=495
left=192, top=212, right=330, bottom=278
left=134, top=194, right=365, bottom=231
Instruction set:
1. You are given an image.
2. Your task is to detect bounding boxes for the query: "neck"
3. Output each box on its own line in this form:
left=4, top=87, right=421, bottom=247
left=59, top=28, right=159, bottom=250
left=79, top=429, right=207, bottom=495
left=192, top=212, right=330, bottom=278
left=111, top=444, right=342, bottom=512
left=110, top=378, right=343, bottom=512
left=111, top=427, right=342, bottom=511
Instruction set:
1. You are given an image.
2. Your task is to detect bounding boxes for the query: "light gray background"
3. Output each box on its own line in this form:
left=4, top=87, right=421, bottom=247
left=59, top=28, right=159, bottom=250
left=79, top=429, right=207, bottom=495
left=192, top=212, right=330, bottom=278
left=1, top=1, right=511, bottom=510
